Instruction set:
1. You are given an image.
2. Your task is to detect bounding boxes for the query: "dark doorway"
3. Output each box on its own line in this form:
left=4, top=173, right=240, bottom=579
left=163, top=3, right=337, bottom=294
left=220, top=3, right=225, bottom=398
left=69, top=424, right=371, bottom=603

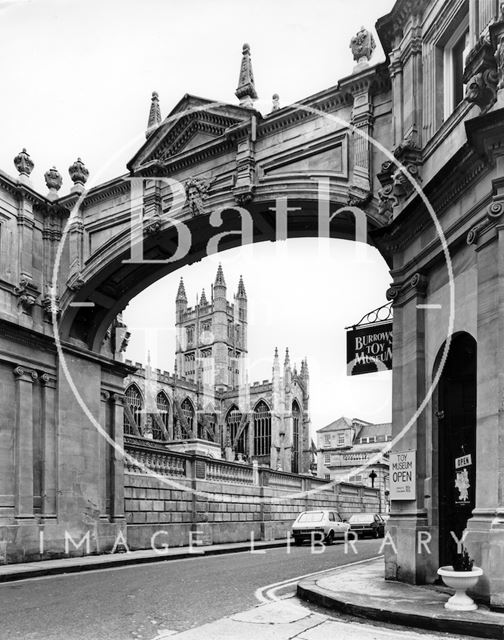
left=437, top=332, right=477, bottom=566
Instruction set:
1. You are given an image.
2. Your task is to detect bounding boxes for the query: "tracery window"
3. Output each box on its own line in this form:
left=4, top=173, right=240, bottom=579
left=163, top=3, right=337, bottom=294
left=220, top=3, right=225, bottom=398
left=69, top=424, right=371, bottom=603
left=253, top=401, right=271, bottom=457
left=151, top=392, right=169, bottom=440
left=124, top=384, right=143, bottom=435
left=226, top=405, right=247, bottom=455
left=292, top=400, right=301, bottom=473
left=198, top=413, right=217, bottom=441
left=181, top=398, right=195, bottom=435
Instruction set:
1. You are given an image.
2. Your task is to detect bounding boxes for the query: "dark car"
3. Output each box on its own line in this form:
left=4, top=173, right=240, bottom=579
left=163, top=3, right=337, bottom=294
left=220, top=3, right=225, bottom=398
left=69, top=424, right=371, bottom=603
left=348, top=513, right=385, bottom=538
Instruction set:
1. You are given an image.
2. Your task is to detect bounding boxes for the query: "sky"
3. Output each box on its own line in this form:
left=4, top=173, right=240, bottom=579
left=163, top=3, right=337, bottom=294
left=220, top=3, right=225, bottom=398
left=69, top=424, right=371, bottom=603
left=0, top=0, right=395, bottom=433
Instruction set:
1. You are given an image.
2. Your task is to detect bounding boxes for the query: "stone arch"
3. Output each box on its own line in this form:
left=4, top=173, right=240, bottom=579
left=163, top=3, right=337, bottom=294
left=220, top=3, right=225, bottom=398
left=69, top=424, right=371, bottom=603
left=56, top=187, right=391, bottom=353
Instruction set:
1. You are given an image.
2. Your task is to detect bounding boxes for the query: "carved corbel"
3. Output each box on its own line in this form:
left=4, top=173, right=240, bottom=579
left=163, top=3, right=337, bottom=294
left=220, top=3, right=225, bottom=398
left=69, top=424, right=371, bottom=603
left=41, top=284, right=60, bottom=321
left=466, top=200, right=504, bottom=245
left=409, top=272, right=428, bottom=297
left=14, top=276, right=39, bottom=312
left=111, top=314, right=131, bottom=355
left=66, top=271, right=85, bottom=291
left=463, top=32, right=498, bottom=111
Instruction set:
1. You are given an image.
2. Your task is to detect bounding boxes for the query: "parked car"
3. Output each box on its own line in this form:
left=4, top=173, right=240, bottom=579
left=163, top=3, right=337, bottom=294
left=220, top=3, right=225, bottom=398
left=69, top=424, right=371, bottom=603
left=291, top=509, right=350, bottom=545
left=348, top=513, right=385, bottom=538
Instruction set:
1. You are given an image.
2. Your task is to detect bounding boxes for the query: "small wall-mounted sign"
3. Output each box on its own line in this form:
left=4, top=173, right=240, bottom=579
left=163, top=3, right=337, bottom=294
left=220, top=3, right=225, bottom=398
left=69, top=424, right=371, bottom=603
left=455, top=454, right=472, bottom=469
left=390, top=450, right=416, bottom=501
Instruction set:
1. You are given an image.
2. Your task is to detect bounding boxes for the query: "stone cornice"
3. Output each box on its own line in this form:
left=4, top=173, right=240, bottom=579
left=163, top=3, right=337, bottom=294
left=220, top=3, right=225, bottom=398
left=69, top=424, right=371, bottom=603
left=376, top=0, right=430, bottom=56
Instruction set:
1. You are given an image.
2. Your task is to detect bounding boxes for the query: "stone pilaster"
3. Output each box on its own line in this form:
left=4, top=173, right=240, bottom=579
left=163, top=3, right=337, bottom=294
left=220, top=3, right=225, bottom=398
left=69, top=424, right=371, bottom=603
left=465, top=205, right=504, bottom=608
left=110, top=393, right=126, bottom=522
left=385, top=273, right=430, bottom=584
left=39, top=373, right=57, bottom=520
left=13, top=366, right=38, bottom=520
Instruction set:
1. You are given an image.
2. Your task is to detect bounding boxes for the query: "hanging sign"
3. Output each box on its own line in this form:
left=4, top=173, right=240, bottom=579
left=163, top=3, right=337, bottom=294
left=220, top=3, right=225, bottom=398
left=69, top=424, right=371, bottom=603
left=455, top=454, right=472, bottom=469
left=389, top=450, right=416, bottom=500
left=346, top=321, right=393, bottom=376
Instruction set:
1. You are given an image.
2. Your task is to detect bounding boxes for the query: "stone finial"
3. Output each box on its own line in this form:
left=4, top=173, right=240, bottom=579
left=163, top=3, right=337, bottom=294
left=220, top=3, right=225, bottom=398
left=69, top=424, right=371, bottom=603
left=272, top=93, right=280, bottom=112
left=235, top=43, right=258, bottom=108
left=14, top=148, right=34, bottom=180
left=68, top=158, right=89, bottom=193
left=44, top=167, right=62, bottom=201
left=350, top=26, right=376, bottom=68
left=284, top=347, right=290, bottom=368
left=200, top=288, right=208, bottom=306
left=146, top=91, right=162, bottom=139
left=176, top=277, right=187, bottom=303
left=237, top=275, right=247, bottom=299
left=214, top=263, right=226, bottom=287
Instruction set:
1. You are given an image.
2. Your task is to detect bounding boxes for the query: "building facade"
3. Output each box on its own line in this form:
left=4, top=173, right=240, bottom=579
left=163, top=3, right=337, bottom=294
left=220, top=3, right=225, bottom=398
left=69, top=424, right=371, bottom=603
left=122, top=266, right=311, bottom=473
left=316, top=417, right=391, bottom=513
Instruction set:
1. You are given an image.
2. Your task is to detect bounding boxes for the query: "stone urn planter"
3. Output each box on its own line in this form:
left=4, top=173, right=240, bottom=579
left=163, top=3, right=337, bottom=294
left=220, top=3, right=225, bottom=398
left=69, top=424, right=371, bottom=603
left=437, top=566, right=483, bottom=611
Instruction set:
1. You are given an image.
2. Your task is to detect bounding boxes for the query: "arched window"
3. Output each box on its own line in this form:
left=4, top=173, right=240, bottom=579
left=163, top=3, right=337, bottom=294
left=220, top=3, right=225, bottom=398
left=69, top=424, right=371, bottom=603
left=198, top=413, right=217, bottom=441
left=253, top=401, right=271, bottom=457
left=292, top=400, right=301, bottom=473
left=124, top=385, right=143, bottom=435
left=151, top=392, right=169, bottom=440
left=226, top=405, right=247, bottom=455
left=181, top=398, right=195, bottom=436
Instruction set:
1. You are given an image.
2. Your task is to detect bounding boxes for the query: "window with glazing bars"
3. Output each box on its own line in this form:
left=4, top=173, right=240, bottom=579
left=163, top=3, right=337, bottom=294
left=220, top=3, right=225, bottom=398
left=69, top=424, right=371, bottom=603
left=227, top=406, right=247, bottom=455
left=292, top=400, right=300, bottom=472
left=253, top=401, right=271, bottom=457
left=124, top=385, right=142, bottom=435
left=151, top=392, right=169, bottom=440
left=181, top=398, right=194, bottom=435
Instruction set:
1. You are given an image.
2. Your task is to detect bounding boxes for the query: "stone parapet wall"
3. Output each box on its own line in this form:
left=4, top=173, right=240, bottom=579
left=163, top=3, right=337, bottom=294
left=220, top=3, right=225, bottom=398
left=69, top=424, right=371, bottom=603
left=124, top=442, right=380, bottom=550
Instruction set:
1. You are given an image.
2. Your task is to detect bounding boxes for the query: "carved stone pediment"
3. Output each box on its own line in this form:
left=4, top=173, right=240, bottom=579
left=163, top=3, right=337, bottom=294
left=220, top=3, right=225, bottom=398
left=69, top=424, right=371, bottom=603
left=127, top=96, right=248, bottom=174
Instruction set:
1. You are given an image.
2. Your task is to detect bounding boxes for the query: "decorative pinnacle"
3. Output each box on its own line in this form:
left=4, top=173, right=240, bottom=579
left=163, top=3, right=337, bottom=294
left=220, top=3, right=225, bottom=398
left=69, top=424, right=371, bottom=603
left=14, top=148, right=34, bottom=178
left=284, top=347, right=290, bottom=367
left=214, top=263, right=226, bottom=287
left=237, top=275, right=247, bottom=299
left=68, top=158, right=89, bottom=193
left=200, top=288, right=208, bottom=306
left=146, top=91, right=162, bottom=139
left=235, top=43, right=258, bottom=108
left=176, top=277, right=187, bottom=303
left=44, top=167, right=62, bottom=200
left=272, top=93, right=280, bottom=111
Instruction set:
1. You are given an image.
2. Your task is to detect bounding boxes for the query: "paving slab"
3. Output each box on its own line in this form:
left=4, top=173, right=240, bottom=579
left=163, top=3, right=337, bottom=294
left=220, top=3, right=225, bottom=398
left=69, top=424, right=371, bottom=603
left=297, top=559, right=504, bottom=639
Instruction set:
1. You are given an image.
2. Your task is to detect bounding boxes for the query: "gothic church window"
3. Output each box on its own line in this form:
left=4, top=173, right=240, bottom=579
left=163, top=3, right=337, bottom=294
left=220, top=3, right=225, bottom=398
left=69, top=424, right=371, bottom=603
left=292, top=400, right=301, bottom=473
left=226, top=405, right=247, bottom=455
left=181, top=398, right=195, bottom=434
left=124, top=384, right=143, bottom=435
left=152, top=392, right=169, bottom=440
left=253, top=401, right=271, bottom=457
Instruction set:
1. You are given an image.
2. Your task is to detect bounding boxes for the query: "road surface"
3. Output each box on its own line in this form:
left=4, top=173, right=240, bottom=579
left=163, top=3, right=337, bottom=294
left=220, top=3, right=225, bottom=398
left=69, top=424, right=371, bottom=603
left=1, top=539, right=382, bottom=640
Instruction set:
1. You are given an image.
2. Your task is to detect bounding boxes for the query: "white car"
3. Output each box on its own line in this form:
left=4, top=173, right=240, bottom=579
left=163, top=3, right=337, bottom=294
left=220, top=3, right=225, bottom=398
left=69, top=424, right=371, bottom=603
left=291, top=509, right=350, bottom=545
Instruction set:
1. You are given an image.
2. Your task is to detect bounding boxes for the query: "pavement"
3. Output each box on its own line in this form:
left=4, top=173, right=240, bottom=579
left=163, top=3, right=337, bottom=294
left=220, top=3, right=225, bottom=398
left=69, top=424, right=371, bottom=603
left=0, top=539, right=287, bottom=583
left=158, top=598, right=472, bottom=640
left=298, top=559, right=504, bottom=639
